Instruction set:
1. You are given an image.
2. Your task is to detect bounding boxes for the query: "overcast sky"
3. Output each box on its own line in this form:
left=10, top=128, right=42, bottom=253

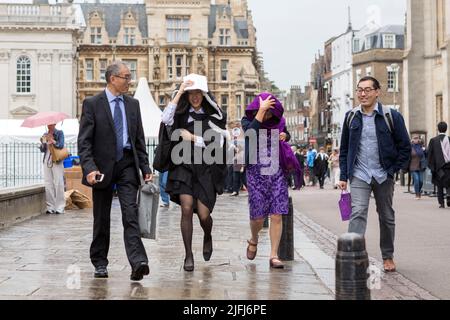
left=247, top=0, right=407, bottom=91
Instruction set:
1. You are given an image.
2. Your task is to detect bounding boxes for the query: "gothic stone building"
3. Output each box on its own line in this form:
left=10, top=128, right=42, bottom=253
left=77, top=0, right=261, bottom=124
left=77, top=3, right=149, bottom=117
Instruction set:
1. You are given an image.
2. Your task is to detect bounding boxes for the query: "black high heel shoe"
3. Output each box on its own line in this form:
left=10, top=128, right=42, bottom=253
left=203, top=234, right=213, bottom=262
left=184, top=255, right=194, bottom=272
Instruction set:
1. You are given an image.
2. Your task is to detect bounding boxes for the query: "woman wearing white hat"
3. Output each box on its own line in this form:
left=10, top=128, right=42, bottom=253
left=161, top=75, right=227, bottom=272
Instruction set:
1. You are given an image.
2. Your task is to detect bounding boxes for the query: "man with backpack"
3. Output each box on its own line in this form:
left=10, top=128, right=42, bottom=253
left=338, top=76, right=411, bottom=273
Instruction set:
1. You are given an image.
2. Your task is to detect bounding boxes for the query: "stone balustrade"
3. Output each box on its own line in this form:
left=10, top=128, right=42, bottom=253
left=0, top=4, right=71, bottom=25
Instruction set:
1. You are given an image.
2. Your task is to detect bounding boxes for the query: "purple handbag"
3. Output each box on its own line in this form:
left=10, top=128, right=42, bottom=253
left=339, top=192, right=352, bottom=221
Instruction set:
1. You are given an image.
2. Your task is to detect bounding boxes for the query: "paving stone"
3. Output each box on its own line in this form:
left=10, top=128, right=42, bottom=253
left=0, top=194, right=335, bottom=300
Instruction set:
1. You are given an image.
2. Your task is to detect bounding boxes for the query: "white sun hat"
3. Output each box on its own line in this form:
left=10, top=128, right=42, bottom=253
left=183, top=74, right=209, bottom=93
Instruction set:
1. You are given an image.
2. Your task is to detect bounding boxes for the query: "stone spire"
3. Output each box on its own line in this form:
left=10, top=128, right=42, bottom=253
left=347, top=6, right=353, bottom=32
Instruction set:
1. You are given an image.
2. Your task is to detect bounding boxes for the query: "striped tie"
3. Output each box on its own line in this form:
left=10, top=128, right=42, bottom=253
left=113, top=97, right=124, bottom=161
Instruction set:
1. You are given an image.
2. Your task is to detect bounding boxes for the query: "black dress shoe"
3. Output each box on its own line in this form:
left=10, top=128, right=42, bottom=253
left=94, top=266, right=108, bottom=278
left=46, top=210, right=54, bottom=215
left=203, top=234, right=213, bottom=262
left=130, top=262, right=149, bottom=281
left=440, top=205, right=446, bottom=209
left=184, top=256, right=194, bottom=272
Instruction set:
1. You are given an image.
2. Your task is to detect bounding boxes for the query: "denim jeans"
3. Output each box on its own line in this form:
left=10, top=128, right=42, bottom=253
left=349, top=177, right=395, bottom=260
left=158, top=171, right=170, bottom=205
left=411, top=171, right=423, bottom=194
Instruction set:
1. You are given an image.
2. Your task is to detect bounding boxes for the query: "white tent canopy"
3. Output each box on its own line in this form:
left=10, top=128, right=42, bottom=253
left=134, top=77, right=162, bottom=139
left=0, top=119, right=79, bottom=144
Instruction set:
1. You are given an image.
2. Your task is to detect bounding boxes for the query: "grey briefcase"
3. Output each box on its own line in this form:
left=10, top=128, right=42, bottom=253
left=138, top=182, right=160, bottom=240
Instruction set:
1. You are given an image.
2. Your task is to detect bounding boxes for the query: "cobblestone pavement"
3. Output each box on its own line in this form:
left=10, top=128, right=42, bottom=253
left=0, top=193, right=334, bottom=300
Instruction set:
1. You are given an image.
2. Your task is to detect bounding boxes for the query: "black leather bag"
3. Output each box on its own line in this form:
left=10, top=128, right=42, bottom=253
left=153, top=122, right=172, bottom=172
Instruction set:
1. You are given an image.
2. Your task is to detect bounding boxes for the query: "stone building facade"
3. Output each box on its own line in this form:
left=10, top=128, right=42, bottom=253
left=1, top=0, right=264, bottom=124
left=352, top=25, right=405, bottom=114
left=330, top=26, right=354, bottom=148
left=146, top=0, right=260, bottom=124
left=284, top=85, right=305, bottom=145
left=404, top=0, right=450, bottom=141
left=77, top=3, right=149, bottom=117
left=0, top=0, right=81, bottom=119
left=76, top=0, right=261, bottom=124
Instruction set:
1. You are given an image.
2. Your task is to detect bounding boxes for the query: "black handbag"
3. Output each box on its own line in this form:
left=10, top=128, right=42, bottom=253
left=153, top=122, right=172, bottom=172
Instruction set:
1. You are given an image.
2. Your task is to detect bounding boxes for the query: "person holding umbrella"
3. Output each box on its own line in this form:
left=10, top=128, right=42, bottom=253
left=39, top=123, right=66, bottom=214
left=22, top=111, right=69, bottom=215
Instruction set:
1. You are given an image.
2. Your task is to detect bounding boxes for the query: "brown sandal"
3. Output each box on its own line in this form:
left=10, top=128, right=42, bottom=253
left=270, top=257, right=285, bottom=269
left=383, top=259, right=397, bottom=273
left=246, top=240, right=258, bottom=260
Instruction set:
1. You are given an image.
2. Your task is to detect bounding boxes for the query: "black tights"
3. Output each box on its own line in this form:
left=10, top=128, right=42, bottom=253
left=180, top=194, right=213, bottom=258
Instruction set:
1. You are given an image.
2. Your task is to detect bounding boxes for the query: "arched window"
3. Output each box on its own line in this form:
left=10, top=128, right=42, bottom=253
left=16, top=56, right=31, bottom=93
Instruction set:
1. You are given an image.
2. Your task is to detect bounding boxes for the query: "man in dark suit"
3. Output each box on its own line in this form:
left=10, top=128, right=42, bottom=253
left=78, top=61, right=153, bottom=281
left=427, top=122, right=450, bottom=208
left=314, top=147, right=329, bottom=189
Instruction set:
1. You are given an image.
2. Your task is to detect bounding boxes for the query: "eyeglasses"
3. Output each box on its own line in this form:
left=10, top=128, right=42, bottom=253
left=114, top=75, right=132, bottom=82
left=356, top=87, right=377, bottom=95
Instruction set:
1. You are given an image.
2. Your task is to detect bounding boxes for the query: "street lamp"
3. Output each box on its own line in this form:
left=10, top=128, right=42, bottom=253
left=390, top=63, right=400, bottom=111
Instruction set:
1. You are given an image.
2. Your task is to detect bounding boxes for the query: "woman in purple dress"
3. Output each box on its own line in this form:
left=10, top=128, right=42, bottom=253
left=242, top=93, right=302, bottom=269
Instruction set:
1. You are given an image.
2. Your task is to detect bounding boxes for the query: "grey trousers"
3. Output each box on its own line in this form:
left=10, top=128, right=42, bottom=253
left=349, top=177, right=395, bottom=260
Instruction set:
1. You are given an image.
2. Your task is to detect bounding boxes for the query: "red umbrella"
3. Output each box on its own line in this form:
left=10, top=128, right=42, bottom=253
left=21, top=111, right=70, bottom=128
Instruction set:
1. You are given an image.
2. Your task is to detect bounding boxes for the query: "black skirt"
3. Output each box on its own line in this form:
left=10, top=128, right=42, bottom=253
left=166, top=163, right=217, bottom=213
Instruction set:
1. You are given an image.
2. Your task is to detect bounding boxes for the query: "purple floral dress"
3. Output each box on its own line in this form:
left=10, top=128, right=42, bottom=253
left=246, top=132, right=289, bottom=220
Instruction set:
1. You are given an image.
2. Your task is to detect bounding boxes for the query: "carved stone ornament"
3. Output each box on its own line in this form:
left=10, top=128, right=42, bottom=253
left=38, top=51, right=53, bottom=63
left=0, top=50, right=11, bottom=63
left=10, top=106, right=38, bottom=117
left=60, top=51, right=73, bottom=63
left=153, top=66, right=160, bottom=80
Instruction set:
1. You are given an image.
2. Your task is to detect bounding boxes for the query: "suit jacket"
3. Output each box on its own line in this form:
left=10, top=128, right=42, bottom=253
left=313, top=153, right=329, bottom=177
left=78, top=90, right=151, bottom=189
left=427, top=134, right=450, bottom=185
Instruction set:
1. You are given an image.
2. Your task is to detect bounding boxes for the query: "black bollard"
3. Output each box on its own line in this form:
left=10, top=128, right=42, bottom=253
left=335, top=233, right=370, bottom=300
left=278, top=197, right=294, bottom=261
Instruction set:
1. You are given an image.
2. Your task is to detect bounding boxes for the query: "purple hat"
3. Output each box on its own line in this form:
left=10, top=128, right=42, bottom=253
left=245, top=92, right=285, bottom=129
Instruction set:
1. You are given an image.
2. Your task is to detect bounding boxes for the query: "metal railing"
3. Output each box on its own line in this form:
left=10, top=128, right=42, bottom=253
left=0, top=140, right=158, bottom=189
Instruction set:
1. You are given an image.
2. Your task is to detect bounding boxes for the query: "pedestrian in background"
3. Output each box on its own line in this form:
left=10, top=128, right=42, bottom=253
left=307, top=147, right=317, bottom=186
left=242, top=92, right=301, bottom=269
left=231, top=140, right=245, bottom=197
left=296, top=148, right=306, bottom=188
left=39, top=124, right=65, bottom=215
left=427, top=122, right=450, bottom=208
left=158, top=171, right=170, bottom=207
left=409, top=135, right=427, bottom=200
left=329, top=149, right=340, bottom=189
left=314, top=147, right=329, bottom=189
left=339, top=76, right=411, bottom=273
